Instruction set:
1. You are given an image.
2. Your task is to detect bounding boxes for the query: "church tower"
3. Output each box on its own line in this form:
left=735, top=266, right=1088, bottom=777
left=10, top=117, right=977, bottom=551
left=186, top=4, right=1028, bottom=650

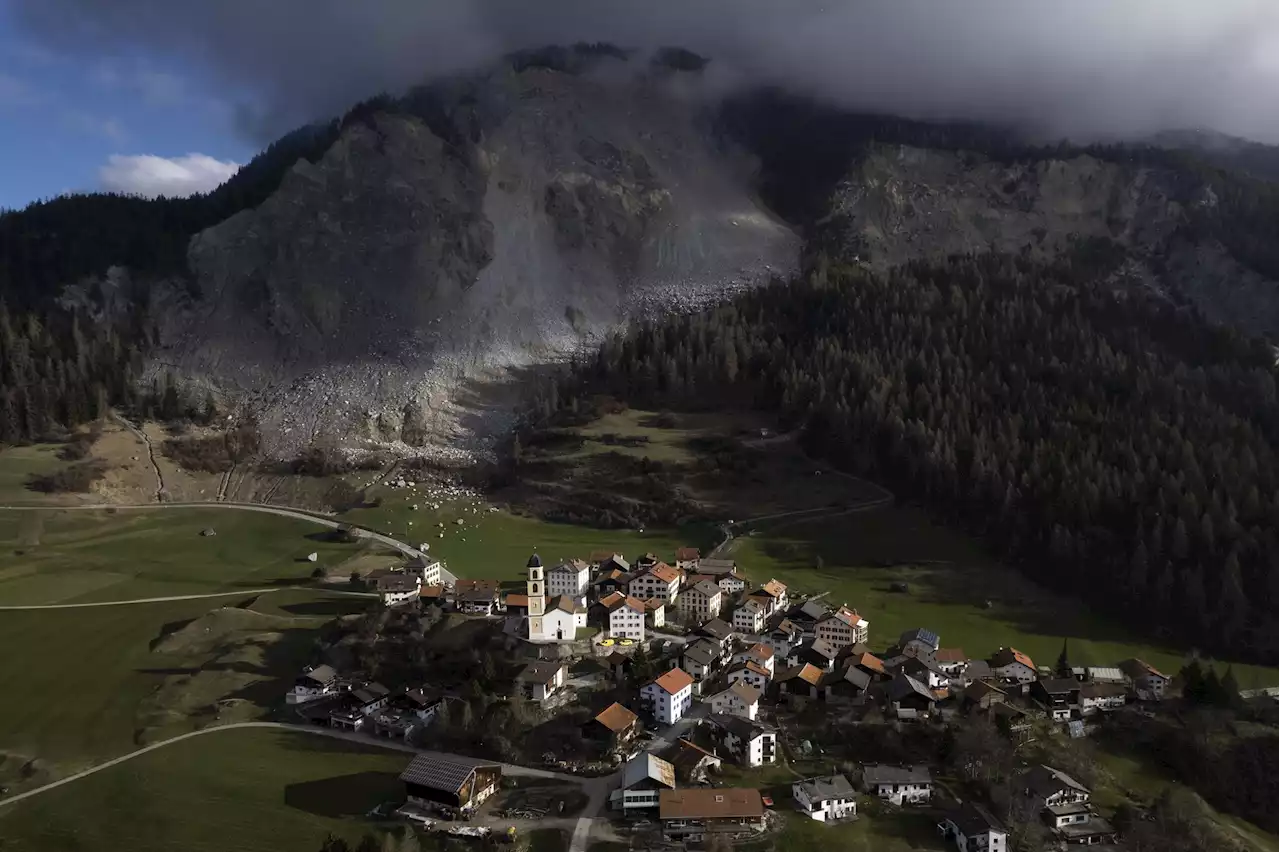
left=526, top=553, right=547, bottom=639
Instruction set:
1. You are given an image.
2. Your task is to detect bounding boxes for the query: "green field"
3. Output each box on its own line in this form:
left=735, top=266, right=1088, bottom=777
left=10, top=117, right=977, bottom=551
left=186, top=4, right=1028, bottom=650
left=0, top=444, right=71, bottom=505
left=730, top=508, right=1277, bottom=689
left=745, top=809, right=944, bottom=852
left=0, top=508, right=374, bottom=604
left=0, top=728, right=411, bottom=852
left=0, top=589, right=369, bottom=783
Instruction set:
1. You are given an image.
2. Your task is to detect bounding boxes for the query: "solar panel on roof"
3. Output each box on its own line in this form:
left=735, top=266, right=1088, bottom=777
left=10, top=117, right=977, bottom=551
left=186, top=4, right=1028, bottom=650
left=398, top=752, right=499, bottom=793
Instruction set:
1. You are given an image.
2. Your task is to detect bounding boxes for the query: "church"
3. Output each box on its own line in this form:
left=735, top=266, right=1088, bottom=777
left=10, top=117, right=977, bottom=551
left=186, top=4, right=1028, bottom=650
left=524, top=554, right=586, bottom=642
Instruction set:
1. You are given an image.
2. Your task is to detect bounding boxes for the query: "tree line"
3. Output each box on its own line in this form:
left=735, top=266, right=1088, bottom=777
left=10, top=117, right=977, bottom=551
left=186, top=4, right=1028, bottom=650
left=533, top=247, right=1278, bottom=662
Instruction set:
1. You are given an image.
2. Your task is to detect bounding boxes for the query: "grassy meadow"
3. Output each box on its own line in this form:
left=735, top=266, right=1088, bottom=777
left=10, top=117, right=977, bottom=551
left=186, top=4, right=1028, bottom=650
left=0, top=443, right=75, bottom=506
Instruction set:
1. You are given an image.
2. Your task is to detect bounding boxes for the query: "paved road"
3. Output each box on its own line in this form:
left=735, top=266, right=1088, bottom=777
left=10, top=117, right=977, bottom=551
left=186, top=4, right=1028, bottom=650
left=0, top=587, right=376, bottom=611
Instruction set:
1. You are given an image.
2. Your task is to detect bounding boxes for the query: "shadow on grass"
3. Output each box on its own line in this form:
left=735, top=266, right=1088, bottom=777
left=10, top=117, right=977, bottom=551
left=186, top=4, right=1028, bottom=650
left=283, top=771, right=404, bottom=818
left=148, top=617, right=199, bottom=651
left=233, top=577, right=314, bottom=589
left=278, top=598, right=367, bottom=617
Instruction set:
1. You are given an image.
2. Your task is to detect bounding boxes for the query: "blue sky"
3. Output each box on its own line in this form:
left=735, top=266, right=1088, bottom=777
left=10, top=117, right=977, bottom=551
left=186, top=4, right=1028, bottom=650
left=0, top=7, right=253, bottom=211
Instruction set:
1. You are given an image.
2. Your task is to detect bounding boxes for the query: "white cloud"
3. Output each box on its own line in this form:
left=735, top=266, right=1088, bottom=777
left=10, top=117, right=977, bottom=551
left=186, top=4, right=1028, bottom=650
left=98, top=153, right=241, bottom=198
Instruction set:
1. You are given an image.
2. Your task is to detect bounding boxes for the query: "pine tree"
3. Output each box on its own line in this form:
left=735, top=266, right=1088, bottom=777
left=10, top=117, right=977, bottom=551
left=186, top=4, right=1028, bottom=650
left=1220, top=666, right=1241, bottom=706
left=1180, top=660, right=1206, bottom=704
left=1055, top=639, right=1072, bottom=677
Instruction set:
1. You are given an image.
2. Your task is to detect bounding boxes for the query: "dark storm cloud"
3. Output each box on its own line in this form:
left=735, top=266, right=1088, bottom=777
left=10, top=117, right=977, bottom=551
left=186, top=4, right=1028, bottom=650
left=11, top=0, right=1279, bottom=143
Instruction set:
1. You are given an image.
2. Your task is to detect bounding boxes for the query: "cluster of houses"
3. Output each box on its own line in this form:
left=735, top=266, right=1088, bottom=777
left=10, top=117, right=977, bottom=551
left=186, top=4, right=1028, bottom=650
left=289, top=664, right=445, bottom=740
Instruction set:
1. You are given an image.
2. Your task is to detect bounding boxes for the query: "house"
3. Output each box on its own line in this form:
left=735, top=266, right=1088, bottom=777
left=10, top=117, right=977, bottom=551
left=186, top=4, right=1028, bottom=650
left=726, top=660, right=772, bottom=692
left=732, top=599, right=768, bottom=634
left=934, top=648, right=969, bottom=677
left=547, top=559, right=591, bottom=600
left=453, top=578, right=500, bottom=597
left=405, top=555, right=444, bottom=587
left=1031, top=678, right=1081, bottom=721
left=503, top=593, right=529, bottom=615
left=399, top=688, right=444, bottom=724
left=938, top=802, right=1007, bottom=852
left=678, top=579, right=723, bottom=621
left=635, top=552, right=660, bottom=571
left=1018, top=765, right=1090, bottom=809
left=763, top=616, right=803, bottom=658
left=642, top=667, right=695, bottom=724
left=698, top=558, right=746, bottom=594
left=594, top=568, right=632, bottom=599
left=1045, top=803, right=1118, bottom=846
left=696, top=617, right=737, bottom=648
left=583, top=702, right=640, bottom=749
left=898, top=628, right=941, bottom=658
left=898, top=656, right=951, bottom=692
left=990, top=647, right=1038, bottom=685
left=419, top=585, right=446, bottom=606
left=537, top=594, right=587, bottom=642
left=1119, top=658, right=1170, bottom=700
left=667, top=738, right=723, bottom=783
left=674, top=547, right=701, bottom=572
left=787, top=599, right=831, bottom=631
left=517, top=662, right=568, bottom=702
left=589, top=550, right=626, bottom=569
left=776, top=663, right=824, bottom=699
left=629, top=562, right=681, bottom=603
left=793, top=774, right=857, bottom=822
left=601, top=592, right=646, bottom=641
left=603, top=651, right=633, bottom=683
left=788, top=638, right=841, bottom=672
left=681, top=639, right=721, bottom=682
left=816, top=607, right=870, bottom=646
left=643, top=598, right=666, bottom=628
left=1079, top=681, right=1127, bottom=715
left=732, top=642, right=776, bottom=677
left=400, top=752, right=502, bottom=813
left=746, top=579, right=788, bottom=615
left=861, top=764, right=934, bottom=805
left=706, top=713, right=778, bottom=766
left=823, top=664, right=873, bottom=703
left=377, top=572, right=422, bottom=607
left=708, top=681, right=762, bottom=721
left=658, top=788, right=766, bottom=843
left=960, top=659, right=994, bottom=686
left=846, top=650, right=888, bottom=681
left=1085, top=666, right=1125, bottom=684
left=962, top=680, right=1009, bottom=711
left=616, top=753, right=677, bottom=812
left=457, top=588, right=500, bottom=616
left=289, top=664, right=339, bottom=704
left=993, top=702, right=1034, bottom=743
left=889, top=672, right=937, bottom=719
left=329, top=683, right=391, bottom=730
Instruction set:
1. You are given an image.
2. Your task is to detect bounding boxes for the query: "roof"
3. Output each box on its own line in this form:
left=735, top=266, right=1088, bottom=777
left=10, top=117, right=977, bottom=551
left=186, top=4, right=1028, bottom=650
left=593, top=702, right=638, bottom=732
left=862, top=764, right=933, bottom=785
left=779, top=663, right=824, bottom=686
left=301, top=664, right=337, bottom=684
left=852, top=652, right=886, bottom=675
left=517, top=662, right=565, bottom=684
left=714, top=681, right=762, bottom=705
left=604, top=652, right=631, bottom=666
left=1036, top=677, right=1080, bottom=695
left=548, top=559, right=589, bottom=575
left=419, top=584, right=446, bottom=598
left=792, top=600, right=830, bottom=622
left=947, top=801, right=1005, bottom=836
left=1080, top=682, right=1127, bottom=699
left=454, top=579, right=499, bottom=593
left=1020, top=765, right=1090, bottom=799
left=526, top=554, right=542, bottom=568
left=551, top=595, right=584, bottom=614
left=376, top=573, right=420, bottom=593
left=598, top=591, right=624, bottom=609
left=899, top=627, right=940, bottom=648
left=352, top=683, right=390, bottom=704
left=737, top=599, right=765, bottom=614
left=698, top=618, right=735, bottom=640
left=504, top=593, right=530, bottom=608
left=460, top=588, right=498, bottom=603
left=794, top=638, right=840, bottom=661
left=752, top=579, right=787, bottom=599
left=659, top=788, right=763, bottom=821
left=820, top=607, right=863, bottom=628
left=589, top=550, right=621, bottom=563
left=622, top=753, right=677, bottom=791
left=399, top=752, right=501, bottom=794
left=1086, top=666, right=1125, bottom=681
left=889, top=672, right=935, bottom=703
left=740, top=643, right=774, bottom=662
left=603, top=592, right=644, bottom=613
left=1119, top=658, right=1167, bottom=679
left=1047, top=801, right=1094, bottom=817
left=728, top=660, right=772, bottom=679
left=706, top=712, right=776, bottom=741
left=643, top=562, right=679, bottom=584
left=683, top=642, right=718, bottom=666
left=823, top=665, right=871, bottom=691
left=675, top=547, right=701, bottom=560
left=643, top=598, right=665, bottom=612
left=795, top=774, right=855, bottom=801
left=934, top=647, right=967, bottom=663
left=402, top=687, right=441, bottom=708
left=991, top=647, right=1036, bottom=671
left=594, top=569, right=631, bottom=586
left=697, top=558, right=739, bottom=575
left=964, top=660, right=994, bottom=680
left=963, top=680, right=1007, bottom=702
left=650, top=667, right=695, bottom=695
left=690, top=579, right=722, bottom=598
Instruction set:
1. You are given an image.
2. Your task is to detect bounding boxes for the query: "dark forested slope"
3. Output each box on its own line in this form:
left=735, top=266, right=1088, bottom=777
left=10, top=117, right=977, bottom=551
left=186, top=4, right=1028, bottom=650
left=539, top=248, right=1278, bottom=662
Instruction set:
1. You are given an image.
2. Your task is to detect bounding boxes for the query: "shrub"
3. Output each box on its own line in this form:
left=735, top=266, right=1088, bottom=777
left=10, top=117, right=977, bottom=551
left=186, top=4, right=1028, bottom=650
left=26, top=458, right=109, bottom=493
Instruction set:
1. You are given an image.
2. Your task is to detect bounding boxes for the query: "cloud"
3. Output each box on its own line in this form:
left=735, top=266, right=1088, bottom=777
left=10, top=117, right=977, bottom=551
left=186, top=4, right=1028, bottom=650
left=0, top=72, right=43, bottom=107
left=90, top=60, right=186, bottom=106
left=9, top=0, right=1279, bottom=144
left=98, top=153, right=241, bottom=197
left=62, top=109, right=126, bottom=141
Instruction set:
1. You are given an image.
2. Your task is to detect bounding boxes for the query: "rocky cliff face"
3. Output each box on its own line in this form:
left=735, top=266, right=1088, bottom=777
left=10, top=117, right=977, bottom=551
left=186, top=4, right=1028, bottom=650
left=821, top=144, right=1276, bottom=333
left=153, top=64, right=799, bottom=458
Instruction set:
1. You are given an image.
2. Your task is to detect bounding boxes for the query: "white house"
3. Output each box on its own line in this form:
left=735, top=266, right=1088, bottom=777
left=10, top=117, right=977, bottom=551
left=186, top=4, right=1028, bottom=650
left=746, top=579, right=788, bottom=615
left=933, top=648, right=969, bottom=678
left=289, top=664, right=340, bottom=704
left=733, top=599, right=767, bottom=634
left=517, top=662, right=568, bottom=702
left=900, top=656, right=950, bottom=691
left=1017, top=765, right=1090, bottom=809
left=628, top=563, right=681, bottom=603
left=603, top=593, right=646, bottom=641
left=1079, top=682, right=1127, bottom=714
left=706, top=713, right=778, bottom=767
left=643, top=598, right=666, bottom=629
left=708, top=681, right=761, bottom=721
left=898, top=628, right=940, bottom=658
left=698, top=558, right=746, bottom=594
left=540, top=595, right=586, bottom=641
left=674, top=547, right=701, bottom=573
left=792, top=775, right=857, bottom=823
left=990, top=647, right=1038, bottom=685
left=547, top=559, right=591, bottom=600
left=406, top=554, right=443, bottom=587
left=861, top=764, right=933, bottom=805
left=616, top=753, right=677, bottom=812
left=681, top=640, right=720, bottom=682
left=1119, top=658, right=1170, bottom=700
left=938, top=802, right=1007, bottom=852
left=732, top=643, right=776, bottom=677
left=376, top=572, right=422, bottom=607
left=726, top=661, right=772, bottom=693
left=678, top=579, right=723, bottom=621
left=641, top=668, right=695, bottom=725
left=815, top=607, right=869, bottom=647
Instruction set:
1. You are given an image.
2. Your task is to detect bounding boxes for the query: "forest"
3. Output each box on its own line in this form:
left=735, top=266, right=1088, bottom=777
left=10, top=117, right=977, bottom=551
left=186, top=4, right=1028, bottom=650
left=533, top=245, right=1278, bottom=663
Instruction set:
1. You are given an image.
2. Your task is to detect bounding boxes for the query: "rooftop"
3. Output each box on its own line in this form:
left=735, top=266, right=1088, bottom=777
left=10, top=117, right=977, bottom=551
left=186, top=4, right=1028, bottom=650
left=504, top=593, right=530, bottom=608
left=400, top=752, right=501, bottom=794
left=517, top=662, right=565, bottom=684
left=622, top=752, right=677, bottom=790
left=727, top=660, right=772, bottom=679
left=946, top=801, right=1005, bottom=836
left=419, top=584, right=446, bottom=598
left=644, top=562, right=680, bottom=583
left=593, top=702, right=638, bottom=732
left=706, top=712, right=775, bottom=741
left=720, top=681, right=762, bottom=705
left=675, top=547, right=701, bottom=561
left=376, top=573, right=420, bottom=593
left=900, top=627, right=940, bottom=648
left=300, top=664, right=337, bottom=685
left=779, top=663, right=824, bottom=687
left=454, top=579, right=500, bottom=593
left=651, top=667, right=695, bottom=695
left=1036, top=677, right=1081, bottom=695
left=683, top=642, right=718, bottom=666
left=740, top=643, right=774, bottom=662
left=1119, top=658, right=1167, bottom=679
left=659, top=788, right=763, bottom=821
left=1020, top=764, right=1090, bottom=799
left=795, top=774, right=855, bottom=801
left=697, top=558, right=739, bottom=575
left=862, top=763, right=933, bottom=785
left=934, top=647, right=967, bottom=663
left=991, top=647, right=1036, bottom=671
left=548, top=559, right=589, bottom=574
left=698, top=618, right=735, bottom=640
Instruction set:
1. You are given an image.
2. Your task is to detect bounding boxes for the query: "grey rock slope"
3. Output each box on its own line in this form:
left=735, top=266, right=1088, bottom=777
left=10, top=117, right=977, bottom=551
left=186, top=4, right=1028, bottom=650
left=822, top=144, right=1276, bottom=334
left=154, top=65, right=799, bottom=458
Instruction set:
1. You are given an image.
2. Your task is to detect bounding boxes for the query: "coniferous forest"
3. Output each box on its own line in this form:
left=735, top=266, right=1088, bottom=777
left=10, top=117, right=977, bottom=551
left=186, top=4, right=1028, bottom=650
left=539, top=246, right=1278, bottom=663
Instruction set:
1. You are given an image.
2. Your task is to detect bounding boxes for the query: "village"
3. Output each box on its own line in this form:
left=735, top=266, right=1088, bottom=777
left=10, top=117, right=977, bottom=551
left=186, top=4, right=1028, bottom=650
left=287, top=545, right=1204, bottom=851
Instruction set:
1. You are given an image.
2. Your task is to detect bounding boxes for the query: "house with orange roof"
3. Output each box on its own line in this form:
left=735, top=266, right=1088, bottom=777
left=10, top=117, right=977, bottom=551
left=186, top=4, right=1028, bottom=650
left=583, top=702, right=640, bottom=749
left=933, top=648, right=969, bottom=677
left=746, top=579, right=789, bottom=615
left=629, top=562, right=681, bottom=603
left=641, top=667, right=696, bottom=724
left=816, top=606, right=869, bottom=647
left=990, top=647, right=1038, bottom=686
left=604, top=592, right=647, bottom=641
left=643, top=598, right=667, bottom=629
left=731, top=642, right=777, bottom=677
left=776, top=663, right=824, bottom=699
left=674, top=547, right=701, bottom=572
left=726, top=660, right=772, bottom=692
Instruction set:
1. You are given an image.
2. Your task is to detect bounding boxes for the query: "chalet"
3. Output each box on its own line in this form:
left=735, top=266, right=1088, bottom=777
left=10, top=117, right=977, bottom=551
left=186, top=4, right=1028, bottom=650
left=547, top=559, right=591, bottom=600
left=1045, top=802, right=1118, bottom=846
left=898, top=628, right=941, bottom=659
left=659, top=788, right=766, bottom=843
left=377, top=572, right=422, bottom=607
left=698, top=558, right=746, bottom=594
left=601, top=592, right=646, bottom=641
left=674, top=547, right=701, bottom=572
left=705, top=713, right=778, bottom=766
left=643, top=598, right=667, bottom=629
left=517, top=662, right=568, bottom=702
left=399, top=688, right=445, bottom=725
left=787, top=638, right=841, bottom=672
left=776, top=663, right=824, bottom=699
left=1119, top=658, right=1170, bottom=700
left=732, top=642, right=776, bottom=677
left=1018, top=765, right=1090, bottom=809
left=457, top=588, right=500, bottom=616
left=898, top=656, right=951, bottom=692
left=681, top=639, right=721, bottom=682
left=329, top=683, right=391, bottom=730
left=933, top=648, right=969, bottom=677
left=726, top=660, right=772, bottom=692
left=990, top=647, right=1038, bottom=685
left=1031, top=678, right=1081, bottom=721
left=629, top=562, right=681, bottom=603
left=593, top=568, right=632, bottom=598
left=708, top=681, right=762, bottom=721
left=746, top=579, right=788, bottom=615
left=400, top=752, right=502, bottom=814
left=732, top=599, right=767, bottom=634
left=938, top=802, right=1007, bottom=852
left=889, top=672, right=936, bottom=719
left=1079, top=681, right=1127, bottom=715
left=289, top=664, right=339, bottom=704
left=615, top=753, right=677, bottom=812
left=642, top=668, right=696, bottom=724
left=695, top=617, right=737, bottom=647
left=583, top=702, right=640, bottom=749
left=503, top=592, right=529, bottom=615
left=815, top=607, right=869, bottom=647
left=823, top=664, right=872, bottom=703
left=793, top=774, right=857, bottom=823
left=763, top=616, right=803, bottom=658
left=678, top=579, right=723, bottom=621
left=453, top=579, right=499, bottom=597
left=862, top=764, right=933, bottom=805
